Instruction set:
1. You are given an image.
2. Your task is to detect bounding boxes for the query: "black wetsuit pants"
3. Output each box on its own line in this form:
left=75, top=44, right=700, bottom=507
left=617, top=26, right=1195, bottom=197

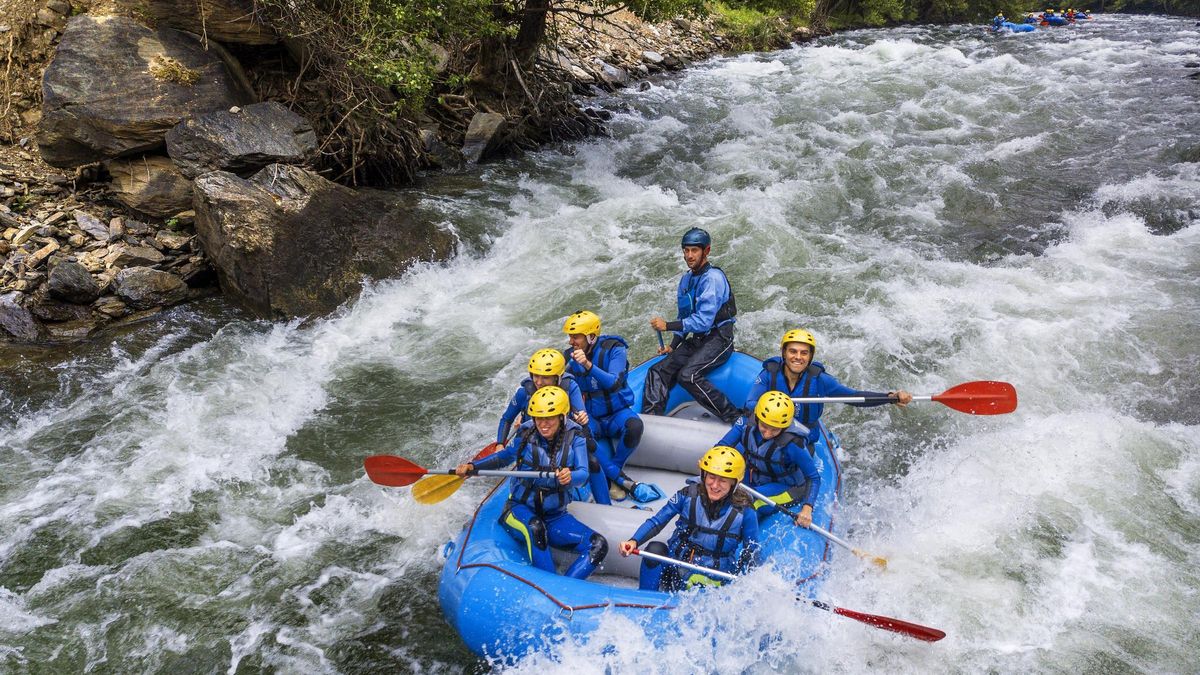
left=641, top=323, right=739, bottom=423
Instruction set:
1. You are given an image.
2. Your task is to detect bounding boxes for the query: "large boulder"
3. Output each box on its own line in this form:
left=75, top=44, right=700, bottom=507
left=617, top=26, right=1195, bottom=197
left=37, top=15, right=253, bottom=168
left=461, top=112, right=507, bottom=164
left=1, top=292, right=43, bottom=342
left=106, top=154, right=195, bottom=217
left=166, top=102, right=317, bottom=178
left=147, top=0, right=278, bottom=45
left=113, top=267, right=190, bottom=309
left=192, top=164, right=456, bottom=317
left=48, top=261, right=101, bottom=304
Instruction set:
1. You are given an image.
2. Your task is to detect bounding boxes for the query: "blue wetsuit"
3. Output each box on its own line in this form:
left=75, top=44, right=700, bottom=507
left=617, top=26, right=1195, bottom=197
left=473, top=419, right=607, bottom=579
left=564, top=336, right=644, bottom=501
left=643, top=262, right=740, bottom=423
left=497, top=374, right=587, bottom=443
left=629, top=483, right=758, bottom=591
left=718, top=416, right=821, bottom=520
left=744, top=357, right=894, bottom=444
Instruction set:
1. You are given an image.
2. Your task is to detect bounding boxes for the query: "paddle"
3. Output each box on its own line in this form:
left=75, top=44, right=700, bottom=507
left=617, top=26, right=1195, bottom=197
left=630, top=548, right=945, bottom=642
left=411, top=441, right=503, bottom=505
left=363, top=455, right=552, bottom=488
left=737, top=484, right=888, bottom=570
left=791, top=380, right=1017, bottom=415
left=656, top=330, right=665, bottom=350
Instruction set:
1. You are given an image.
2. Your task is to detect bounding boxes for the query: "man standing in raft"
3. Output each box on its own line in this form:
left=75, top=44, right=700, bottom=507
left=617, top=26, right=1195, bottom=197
left=562, top=310, right=660, bottom=504
left=618, top=446, right=759, bottom=590
left=745, top=329, right=913, bottom=447
left=643, top=227, right=741, bottom=424
left=458, top=387, right=607, bottom=579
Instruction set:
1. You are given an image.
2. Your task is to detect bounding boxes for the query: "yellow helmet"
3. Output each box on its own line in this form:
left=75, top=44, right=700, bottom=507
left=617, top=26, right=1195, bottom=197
left=699, top=446, right=745, bottom=481
left=562, top=310, right=601, bottom=336
left=780, top=329, right=817, bottom=350
left=528, top=348, right=566, bottom=377
left=527, top=386, right=570, bottom=418
left=754, top=391, right=795, bottom=429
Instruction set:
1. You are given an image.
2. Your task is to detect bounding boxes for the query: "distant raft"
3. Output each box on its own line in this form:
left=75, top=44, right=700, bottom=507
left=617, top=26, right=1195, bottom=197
left=992, top=20, right=1037, bottom=33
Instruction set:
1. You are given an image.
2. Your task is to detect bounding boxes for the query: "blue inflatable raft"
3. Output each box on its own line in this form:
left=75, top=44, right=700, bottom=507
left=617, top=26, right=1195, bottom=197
left=437, top=351, right=844, bottom=661
left=992, top=20, right=1036, bottom=33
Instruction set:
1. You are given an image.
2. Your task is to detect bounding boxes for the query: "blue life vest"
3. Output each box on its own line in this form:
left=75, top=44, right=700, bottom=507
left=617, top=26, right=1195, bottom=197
left=567, top=337, right=635, bottom=418
left=738, top=422, right=807, bottom=485
left=677, top=263, right=737, bottom=336
left=668, top=484, right=748, bottom=572
left=509, top=422, right=580, bottom=515
left=763, top=359, right=825, bottom=428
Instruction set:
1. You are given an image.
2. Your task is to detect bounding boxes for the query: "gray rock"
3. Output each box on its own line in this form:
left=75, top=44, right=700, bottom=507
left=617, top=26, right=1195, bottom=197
left=74, top=210, right=109, bottom=241
left=192, top=164, right=455, bottom=317
left=106, top=155, right=194, bottom=218
left=107, top=245, right=165, bottom=267
left=642, top=51, right=665, bottom=65
left=418, top=128, right=465, bottom=171
left=113, top=266, right=189, bottom=309
left=48, top=261, right=101, bottom=304
left=0, top=291, right=42, bottom=341
left=595, top=61, right=630, bottom=89
left=37, top=15, right=253, bottom=168
left=166, top=102, right=317, bottom=178
left=461, top=112, right=507, bottom=164
left=147, top=0, right=278, bottom=45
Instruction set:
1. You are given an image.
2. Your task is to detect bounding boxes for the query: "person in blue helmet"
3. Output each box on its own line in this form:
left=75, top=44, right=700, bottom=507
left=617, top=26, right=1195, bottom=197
left=562, top=310, right=662, bottom=505
left=643, top=227, right=741, bottom=424
left=458, top=387, right=608, bottom=580
left=618, top=446, right=759, bottom=590
left=744, top=329, right=912, bottom=448
left=718, top=391, right=821, bottom=526
left=497, top=348, right=589, bottom=444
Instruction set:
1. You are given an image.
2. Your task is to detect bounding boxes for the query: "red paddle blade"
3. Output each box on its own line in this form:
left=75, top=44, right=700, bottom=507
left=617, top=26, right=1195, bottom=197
left=833, top=606, right=947, bottom=642
left=932, top=380, right=1017, bottom=415
left=363, top=455, right=428, bottom=487
left=474, top=442, right=502, bottom=461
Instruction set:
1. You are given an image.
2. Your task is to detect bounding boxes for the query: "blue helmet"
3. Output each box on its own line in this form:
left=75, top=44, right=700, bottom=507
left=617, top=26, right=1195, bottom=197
left=681, top=227, right=711, bottom=248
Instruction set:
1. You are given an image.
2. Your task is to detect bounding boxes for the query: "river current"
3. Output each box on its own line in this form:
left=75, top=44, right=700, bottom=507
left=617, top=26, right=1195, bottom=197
left=2, top=14, right=1198, bottom=673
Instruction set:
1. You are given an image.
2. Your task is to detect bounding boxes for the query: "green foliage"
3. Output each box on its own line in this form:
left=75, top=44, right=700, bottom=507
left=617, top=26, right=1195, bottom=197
left=712, top=2, right=794, bottom=50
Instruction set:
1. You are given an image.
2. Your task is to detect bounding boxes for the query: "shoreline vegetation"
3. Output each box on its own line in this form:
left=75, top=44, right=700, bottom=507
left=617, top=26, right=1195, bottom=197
left=1, top=0, right=1198, bottom=344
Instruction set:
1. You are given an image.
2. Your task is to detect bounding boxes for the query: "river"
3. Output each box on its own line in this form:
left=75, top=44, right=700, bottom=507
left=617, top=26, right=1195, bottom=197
left=2, top=13, right=1198, bottom=673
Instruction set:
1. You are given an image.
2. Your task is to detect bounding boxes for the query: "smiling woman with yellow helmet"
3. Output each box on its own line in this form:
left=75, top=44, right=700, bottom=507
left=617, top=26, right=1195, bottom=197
left=618, top=446, right=760, bottom=591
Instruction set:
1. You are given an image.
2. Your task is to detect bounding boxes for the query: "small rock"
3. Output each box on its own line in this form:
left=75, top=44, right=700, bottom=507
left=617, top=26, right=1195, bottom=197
left=642, top=51, right=665, bottom=65
left=44, top=211, right=67, bottom=226
left=673, top=18, right=693, bottom=31
left=46, top=0, right=72, bottom=15
left=113, top=267, right=189, bottom=309
left=46, top=319, right=98, bottom=341
left=13, top=224, right=39, bottom=246
left=461, top=112, right=508, bottom=164
left=74, top=210, right=109, bottom=241
left=156, top=231, right=191, bottom=251
left=638, top=81, right=652, bottom=92
left=107, top=245, right=165, bottom=268
left=1, top=291, right=42, bottom=341
left=68, top=233, right=86, bottom=247
left=92, top=295, right=128, bottom=317
left=28, top=240, right=60, bottom=268
left=48, top=261, right=101, bottom=304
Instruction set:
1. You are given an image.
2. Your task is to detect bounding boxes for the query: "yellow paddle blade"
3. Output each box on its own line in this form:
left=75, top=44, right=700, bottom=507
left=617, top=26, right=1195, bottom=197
left=412, top=474, right=466, bottom=504
left=853, top=548, right=889, bottom=571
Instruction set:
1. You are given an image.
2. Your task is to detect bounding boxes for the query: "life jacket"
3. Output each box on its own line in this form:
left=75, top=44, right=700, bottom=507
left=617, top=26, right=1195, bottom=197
left=739, top=422, right=803, bottom=484
left=763, top=359, right=825, bottom=430
left=680, top=264, right=737, bottom=335
left=520, top=373, right=581, bottom=413
left=669, top=483, right=748, bottom=573
left=509, top=422, right=578, bottom=514
left=569, top=337, right=635, bottom=418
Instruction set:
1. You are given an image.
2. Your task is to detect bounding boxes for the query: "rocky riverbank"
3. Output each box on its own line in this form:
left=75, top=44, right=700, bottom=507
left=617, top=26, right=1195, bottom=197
left=0, top=1, right=814, bottom=344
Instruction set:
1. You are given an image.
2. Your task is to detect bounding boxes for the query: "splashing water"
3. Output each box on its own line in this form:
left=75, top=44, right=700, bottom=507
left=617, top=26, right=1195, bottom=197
left=2, top=14, right=1199, bottom=673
